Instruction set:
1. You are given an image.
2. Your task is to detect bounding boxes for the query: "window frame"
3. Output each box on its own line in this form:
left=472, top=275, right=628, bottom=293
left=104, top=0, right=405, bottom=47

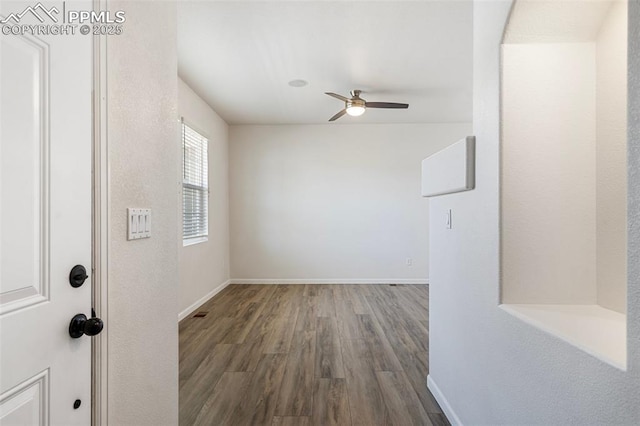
left=181, top=118, right=209, bottom=246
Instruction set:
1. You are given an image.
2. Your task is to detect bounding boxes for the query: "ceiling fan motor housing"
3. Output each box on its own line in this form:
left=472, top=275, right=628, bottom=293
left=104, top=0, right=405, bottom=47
left=347, top=98, right=365, bottom=109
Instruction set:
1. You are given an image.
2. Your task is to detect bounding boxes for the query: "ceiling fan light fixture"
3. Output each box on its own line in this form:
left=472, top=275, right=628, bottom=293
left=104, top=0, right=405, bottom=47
left=325, top=90, right=408, bottom=121
left=346, top=105, right=365, bottom=116
left=345, top=97, right=366, bottom=117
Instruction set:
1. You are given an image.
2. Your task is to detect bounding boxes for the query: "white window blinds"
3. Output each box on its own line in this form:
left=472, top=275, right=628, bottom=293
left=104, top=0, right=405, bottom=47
left=182, top=121, right=208, bottom=241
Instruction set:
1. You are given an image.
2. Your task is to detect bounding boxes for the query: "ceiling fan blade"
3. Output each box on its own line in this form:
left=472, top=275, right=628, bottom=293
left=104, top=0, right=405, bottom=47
left=329, top=109, right=347, bottom=122
left=325, top=92, right=349, bottom=102
left=365, top=102, right=409, bottom=109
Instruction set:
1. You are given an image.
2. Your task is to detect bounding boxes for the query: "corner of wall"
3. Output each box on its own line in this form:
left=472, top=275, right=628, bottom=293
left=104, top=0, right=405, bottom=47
left=106, top=1, right=179, bottom=424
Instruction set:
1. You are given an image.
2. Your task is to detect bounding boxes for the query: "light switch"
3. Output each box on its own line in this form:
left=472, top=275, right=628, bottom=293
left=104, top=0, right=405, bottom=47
left=130, top=209, right=137, bottom=234
left=446, top=209, right=452, bottom=229
left=127, top=208, right=151, bottom=240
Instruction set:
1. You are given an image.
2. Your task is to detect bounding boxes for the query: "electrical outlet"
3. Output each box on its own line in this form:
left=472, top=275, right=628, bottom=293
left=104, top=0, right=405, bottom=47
left=406, top=258, right=413, bottom=266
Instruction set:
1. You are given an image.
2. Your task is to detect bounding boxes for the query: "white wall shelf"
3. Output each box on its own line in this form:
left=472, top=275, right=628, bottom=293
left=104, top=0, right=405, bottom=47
left=421, top=136, right=475, bottom=197
left=501, top=304, right=627, bottom=370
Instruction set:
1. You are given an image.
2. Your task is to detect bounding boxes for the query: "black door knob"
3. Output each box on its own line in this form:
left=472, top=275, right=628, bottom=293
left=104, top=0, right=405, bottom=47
left=69, top=313, right=104, bottom=338
left=69, top=265, right=88, bottom=288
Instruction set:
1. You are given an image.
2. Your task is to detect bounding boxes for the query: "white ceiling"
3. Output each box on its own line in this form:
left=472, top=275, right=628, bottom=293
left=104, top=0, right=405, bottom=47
left=177, top=1, right=473, bottom=125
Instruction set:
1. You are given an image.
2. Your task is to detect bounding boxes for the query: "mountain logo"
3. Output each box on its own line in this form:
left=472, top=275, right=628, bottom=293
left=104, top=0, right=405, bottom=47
left=0, top=3, right=60, bottom=24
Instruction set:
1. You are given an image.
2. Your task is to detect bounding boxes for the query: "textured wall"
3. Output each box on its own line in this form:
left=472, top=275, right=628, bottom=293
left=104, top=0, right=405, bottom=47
left=229, top=123, right=470, bottom=283
left=428, top=0, right=640, bottom=424
left=627, top=0, right=640, bottom=389
left=106, top=1, right=179, bottom=424
left=596, top=0, right=628, bottom=313
left=178, top=78, right=230, bottom=318
left=501, top=0, right=628, bottom=310
left=502, top=43, right=597, bottom=305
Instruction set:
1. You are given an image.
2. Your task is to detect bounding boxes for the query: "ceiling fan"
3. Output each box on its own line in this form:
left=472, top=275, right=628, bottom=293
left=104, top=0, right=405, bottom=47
left=325, top=90, right=409, bottom=121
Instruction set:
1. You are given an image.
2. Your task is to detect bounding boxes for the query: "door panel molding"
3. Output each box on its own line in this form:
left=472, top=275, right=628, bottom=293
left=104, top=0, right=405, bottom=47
left=0, top=369, right=49, bottom=426
left=0, top=32, right=50, bottom=316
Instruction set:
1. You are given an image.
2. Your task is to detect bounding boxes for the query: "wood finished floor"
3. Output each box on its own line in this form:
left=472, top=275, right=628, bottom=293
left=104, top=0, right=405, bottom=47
left=179, top=284, right=448, bottom=426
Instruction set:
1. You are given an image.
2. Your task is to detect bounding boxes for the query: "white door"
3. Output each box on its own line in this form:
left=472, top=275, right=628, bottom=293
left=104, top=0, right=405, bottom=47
left=0, top=0, right=93, bottom=424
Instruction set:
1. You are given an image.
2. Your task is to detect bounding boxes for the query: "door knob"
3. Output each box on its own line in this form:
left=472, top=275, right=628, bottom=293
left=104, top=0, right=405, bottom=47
left=69, top=313, right=103, bottom=338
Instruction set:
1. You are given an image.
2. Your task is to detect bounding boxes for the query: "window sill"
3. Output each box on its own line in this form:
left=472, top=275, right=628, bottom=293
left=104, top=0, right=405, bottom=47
left=500, top=303, right=627, bottom=370
left=183, top=236, right=208, bottom=247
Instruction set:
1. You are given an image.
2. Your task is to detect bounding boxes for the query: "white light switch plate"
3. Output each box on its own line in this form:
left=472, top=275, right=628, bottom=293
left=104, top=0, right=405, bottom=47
left=127, top=208, right=151, bottom=240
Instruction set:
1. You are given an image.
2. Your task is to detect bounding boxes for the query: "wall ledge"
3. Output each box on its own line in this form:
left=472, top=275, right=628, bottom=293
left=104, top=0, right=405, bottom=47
left=500, top=303, right=627, bottom=370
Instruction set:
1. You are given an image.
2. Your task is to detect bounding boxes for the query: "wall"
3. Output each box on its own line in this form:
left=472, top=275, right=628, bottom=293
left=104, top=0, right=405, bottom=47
left=596, top=0, right=628, bottom=313
left=502, top=42, right=597, bottom=304
left=427, top=0, right=640, bottom=424
left=229, top=123, right=470, bottom=283
left=501, top=0, right=628, bottom=311
left=106, top=1, right=179, bottom=425
left=177, top=78, right=230, bottom=319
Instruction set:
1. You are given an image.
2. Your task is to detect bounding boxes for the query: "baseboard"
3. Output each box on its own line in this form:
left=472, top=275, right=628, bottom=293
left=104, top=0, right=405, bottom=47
left=427, top=375, right=462, bottom=426
left=178, top=279, right=231, bottom=321
left=229, top=278, right=429, bottom=285
left=178, top=278, right=426, bottom=320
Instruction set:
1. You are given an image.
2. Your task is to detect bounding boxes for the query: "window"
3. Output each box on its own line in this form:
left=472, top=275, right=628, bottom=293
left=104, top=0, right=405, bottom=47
left=181, top=120, right=208, bottom=244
